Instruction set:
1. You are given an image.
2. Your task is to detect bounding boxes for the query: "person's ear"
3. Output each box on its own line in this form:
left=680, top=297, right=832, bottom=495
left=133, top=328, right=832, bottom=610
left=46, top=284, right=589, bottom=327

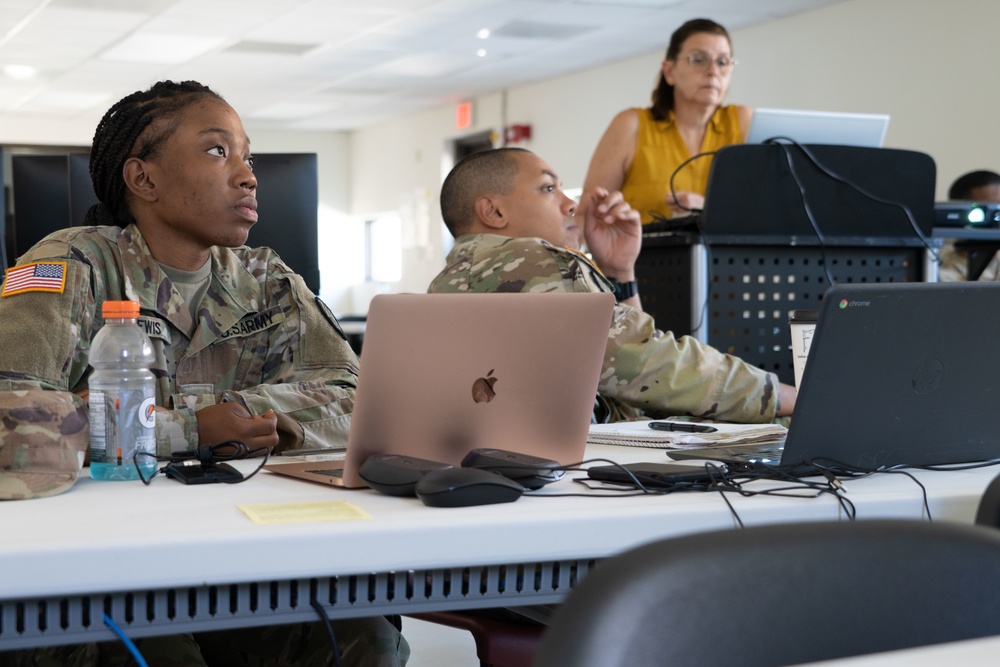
left=474, top=195, right=508, bottom=231
left=662, top=59, right=676, bottom=86
left=122, top=157, right=158, bottom=203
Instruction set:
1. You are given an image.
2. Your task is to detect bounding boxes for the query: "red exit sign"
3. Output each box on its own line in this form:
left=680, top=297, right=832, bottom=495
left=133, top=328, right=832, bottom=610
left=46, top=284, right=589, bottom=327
left=455, top=101, right=473, bottom=129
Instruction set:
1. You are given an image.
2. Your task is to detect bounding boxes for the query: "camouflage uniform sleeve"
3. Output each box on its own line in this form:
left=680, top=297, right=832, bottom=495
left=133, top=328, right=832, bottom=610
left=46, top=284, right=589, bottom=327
left=0, top=385, right=88, bottom=500
left=554, top=243, right=778, bottom=422
left=0, top=237, right=96, bottom=496
left=603, top=305, right=779, bottom=422
left=430, top=235, right=777, bottom=422
left=937, top=241, right=967, bottom=282
left=0, top=238, right=99, bottom=392
left=154, top=386, right=215, bottom=455
left=224, top=269, right=358, bottom=452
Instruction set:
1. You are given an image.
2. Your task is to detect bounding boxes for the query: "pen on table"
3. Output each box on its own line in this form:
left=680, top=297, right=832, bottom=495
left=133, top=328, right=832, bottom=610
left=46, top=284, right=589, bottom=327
left=648, top=421, right=718, bottom=434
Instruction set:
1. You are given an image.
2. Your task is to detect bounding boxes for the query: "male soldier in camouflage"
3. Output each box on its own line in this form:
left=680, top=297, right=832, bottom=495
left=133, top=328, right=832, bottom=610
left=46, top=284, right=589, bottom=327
left=0, top=81, right=407, bottom=666
left=429, top=147, right=796, bottom=422
left=938, top=170, right=1000, bottom=282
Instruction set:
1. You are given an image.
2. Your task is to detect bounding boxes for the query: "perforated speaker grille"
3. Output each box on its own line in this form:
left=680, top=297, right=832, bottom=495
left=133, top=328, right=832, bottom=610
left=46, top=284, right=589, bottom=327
left=635, top=242, right=924, bottom=384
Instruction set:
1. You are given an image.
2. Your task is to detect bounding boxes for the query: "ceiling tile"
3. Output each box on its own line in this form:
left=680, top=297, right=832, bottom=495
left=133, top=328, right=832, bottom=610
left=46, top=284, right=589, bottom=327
left=0, top=0, right=851, bottom=137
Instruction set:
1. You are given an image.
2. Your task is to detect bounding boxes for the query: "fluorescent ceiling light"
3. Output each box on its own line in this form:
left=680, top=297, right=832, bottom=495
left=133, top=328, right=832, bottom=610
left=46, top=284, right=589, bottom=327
left=100, top=33, right=226, bottom=65
left=491, top=21, right=593, bottom=40
left=248, top=101, right=343, bottom=120
left=377, top=53, right=474, bottom=78
left=572, top=0, right=685, bottom=5
left=224, top=41, right=318, bottom=56
left=3, top=64, right=37, bottom=79
left=25, top=89, right=111, bottom=111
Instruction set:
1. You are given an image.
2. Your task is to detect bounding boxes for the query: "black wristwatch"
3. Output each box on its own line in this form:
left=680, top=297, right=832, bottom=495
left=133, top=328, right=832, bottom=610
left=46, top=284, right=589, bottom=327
left=608, top=278, right=638, bottom=302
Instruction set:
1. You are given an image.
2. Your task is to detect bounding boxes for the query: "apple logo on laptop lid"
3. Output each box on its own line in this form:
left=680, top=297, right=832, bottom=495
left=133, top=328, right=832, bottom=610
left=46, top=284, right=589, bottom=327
left=471, top=369, right=498, bottom=403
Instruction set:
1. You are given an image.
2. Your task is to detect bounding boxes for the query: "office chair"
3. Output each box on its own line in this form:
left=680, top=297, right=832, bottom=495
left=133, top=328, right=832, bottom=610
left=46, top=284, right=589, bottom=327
left=408, top=611, right=545, bottom=667
left=975, top=470, right=1000, bottom=527
left=533, top=519, right=1000, bottom=667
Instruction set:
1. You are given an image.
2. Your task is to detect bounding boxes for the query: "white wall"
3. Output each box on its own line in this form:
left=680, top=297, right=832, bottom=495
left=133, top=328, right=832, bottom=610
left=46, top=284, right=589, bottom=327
left=346, top=54, right=656, bottom=302
left=350, top=0, right=1000, bottom=298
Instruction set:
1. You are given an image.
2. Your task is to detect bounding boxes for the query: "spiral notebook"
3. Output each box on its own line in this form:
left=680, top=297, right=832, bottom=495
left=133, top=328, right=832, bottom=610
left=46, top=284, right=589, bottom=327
left=587, top=420, right=786, bottom=449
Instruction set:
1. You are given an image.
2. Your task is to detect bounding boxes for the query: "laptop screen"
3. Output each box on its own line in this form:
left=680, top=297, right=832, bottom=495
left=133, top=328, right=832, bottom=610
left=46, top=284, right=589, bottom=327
left=338, top=292, right=615, bottom=487
left=746, top=108, right=889, bottom=148
left=783, top=281, right=1000, bottom=469
left=668, top=282, right=1000, bottom=473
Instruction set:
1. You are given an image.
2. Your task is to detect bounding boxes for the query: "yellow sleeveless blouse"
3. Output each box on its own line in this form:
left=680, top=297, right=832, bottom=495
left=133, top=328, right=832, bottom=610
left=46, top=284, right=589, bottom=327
left=621, top=105, right=743, bottom=223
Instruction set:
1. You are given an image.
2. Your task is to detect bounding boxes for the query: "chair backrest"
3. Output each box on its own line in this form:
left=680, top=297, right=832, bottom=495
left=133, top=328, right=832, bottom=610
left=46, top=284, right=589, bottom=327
left=533, top=520, right=1000, bottom=667
left=975, top=471, right=1000, bottom=527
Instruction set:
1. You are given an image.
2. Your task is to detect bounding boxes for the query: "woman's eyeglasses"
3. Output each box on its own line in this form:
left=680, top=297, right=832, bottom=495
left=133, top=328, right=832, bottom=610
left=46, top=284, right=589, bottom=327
left=681, top=52, right=738, bottom=73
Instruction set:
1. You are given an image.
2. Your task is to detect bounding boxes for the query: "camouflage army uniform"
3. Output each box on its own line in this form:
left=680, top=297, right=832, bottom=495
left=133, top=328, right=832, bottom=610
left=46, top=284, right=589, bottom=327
left=937, top=240, right=1000, bottom=282
left=0, top=225, right=409, bottom=666
left=0, top=224, right=358, bottom=455
left=428, top=233, right=779, bottom=423
left=0, top=390, right=87, bottom=500
left=0, top=616, right=410, bottom=666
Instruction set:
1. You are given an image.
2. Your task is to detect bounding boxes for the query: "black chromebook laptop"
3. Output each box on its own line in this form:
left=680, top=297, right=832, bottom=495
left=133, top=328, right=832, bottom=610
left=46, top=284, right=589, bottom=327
left=670, top=282, right=1000, bottom=473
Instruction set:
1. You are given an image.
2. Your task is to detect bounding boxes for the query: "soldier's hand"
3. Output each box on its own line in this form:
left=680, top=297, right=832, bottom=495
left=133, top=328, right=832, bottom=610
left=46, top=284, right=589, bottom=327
left=581, top=187, right=642, bottom=280
left=195, top=403, right=279, bottom=454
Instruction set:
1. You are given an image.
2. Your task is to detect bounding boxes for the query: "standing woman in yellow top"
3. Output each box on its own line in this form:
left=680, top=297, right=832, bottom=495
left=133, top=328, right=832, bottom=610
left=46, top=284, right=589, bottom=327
left=583, top=18, right=750, bottom=223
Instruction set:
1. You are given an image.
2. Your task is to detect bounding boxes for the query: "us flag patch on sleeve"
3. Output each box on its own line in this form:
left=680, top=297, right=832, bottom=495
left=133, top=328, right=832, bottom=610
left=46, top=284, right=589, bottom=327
left=1, top=261, right=67, bottom=297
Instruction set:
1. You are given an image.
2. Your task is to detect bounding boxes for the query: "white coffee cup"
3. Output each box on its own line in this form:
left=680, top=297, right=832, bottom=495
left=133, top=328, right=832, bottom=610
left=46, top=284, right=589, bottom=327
left=789, top=310, right=819, bottom=390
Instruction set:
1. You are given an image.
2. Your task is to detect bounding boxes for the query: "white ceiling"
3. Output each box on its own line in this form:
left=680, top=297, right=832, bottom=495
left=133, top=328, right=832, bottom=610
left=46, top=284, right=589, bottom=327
left=0, top=0, right=844, bottom=136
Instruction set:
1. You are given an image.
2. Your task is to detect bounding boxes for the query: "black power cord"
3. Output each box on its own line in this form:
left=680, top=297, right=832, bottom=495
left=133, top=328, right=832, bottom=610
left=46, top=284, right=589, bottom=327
left=561, top=457, right=856, bottom=527
left=310, top=599, right=344, bottom=667
left=654, top=141, right=937, bottom=338
left=767, top=138, right=940, bottom=287
left=667, top=150, right=716, bottom=219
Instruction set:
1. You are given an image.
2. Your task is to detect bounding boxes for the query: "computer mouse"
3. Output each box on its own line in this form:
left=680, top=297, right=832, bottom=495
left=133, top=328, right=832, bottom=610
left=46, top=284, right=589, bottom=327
left=414, top=467, right=525, bottom=508
left=461, top=448, right=565, bottom=490
left=358, top=454, right=452, bottom=496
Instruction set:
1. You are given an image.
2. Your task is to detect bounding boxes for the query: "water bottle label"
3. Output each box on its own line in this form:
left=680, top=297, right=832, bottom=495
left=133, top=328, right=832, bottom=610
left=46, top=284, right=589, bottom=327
left=139, top=396, right=156, bottom=429
left=89, top=388, right=156, bottom=465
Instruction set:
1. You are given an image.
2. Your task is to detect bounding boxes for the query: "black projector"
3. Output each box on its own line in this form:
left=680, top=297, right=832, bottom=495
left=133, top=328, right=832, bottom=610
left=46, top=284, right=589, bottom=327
left=934, top=201, right=1000, bottom=228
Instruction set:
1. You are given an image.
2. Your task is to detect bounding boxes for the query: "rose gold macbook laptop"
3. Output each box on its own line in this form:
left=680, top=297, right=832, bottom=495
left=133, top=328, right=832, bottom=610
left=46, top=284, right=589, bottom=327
left=265, top=292, right=615, bottom=488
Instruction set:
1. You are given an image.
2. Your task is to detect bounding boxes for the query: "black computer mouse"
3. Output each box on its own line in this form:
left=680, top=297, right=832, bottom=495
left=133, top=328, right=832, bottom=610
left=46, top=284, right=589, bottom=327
left=414, top=467, right=525, bottom=508
left=358, top=454, right=452, bottom=496
left=461, top=448, right=565, bottom=490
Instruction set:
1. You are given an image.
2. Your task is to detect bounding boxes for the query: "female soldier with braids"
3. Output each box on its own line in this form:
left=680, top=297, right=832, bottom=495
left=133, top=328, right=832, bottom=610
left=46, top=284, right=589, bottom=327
left=0, top=81, right=409, bottom=666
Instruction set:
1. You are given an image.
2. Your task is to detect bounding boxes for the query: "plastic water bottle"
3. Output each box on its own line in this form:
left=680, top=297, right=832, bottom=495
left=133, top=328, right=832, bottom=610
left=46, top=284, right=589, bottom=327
left=89, top=300, right=157, bottom=481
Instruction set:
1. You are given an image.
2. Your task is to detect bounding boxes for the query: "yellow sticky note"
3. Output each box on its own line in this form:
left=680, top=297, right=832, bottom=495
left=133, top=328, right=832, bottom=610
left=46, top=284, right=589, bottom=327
left=238, top=501, right=372, bottom=525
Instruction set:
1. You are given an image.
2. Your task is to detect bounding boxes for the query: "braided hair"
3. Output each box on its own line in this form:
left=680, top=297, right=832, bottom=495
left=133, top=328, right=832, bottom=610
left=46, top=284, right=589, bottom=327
left=85, top=80, right=224, bottom=227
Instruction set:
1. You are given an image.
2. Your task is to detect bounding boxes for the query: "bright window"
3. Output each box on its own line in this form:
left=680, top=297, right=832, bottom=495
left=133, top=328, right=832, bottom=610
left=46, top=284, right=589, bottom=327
left=366, top=214, right=402, bottom=283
